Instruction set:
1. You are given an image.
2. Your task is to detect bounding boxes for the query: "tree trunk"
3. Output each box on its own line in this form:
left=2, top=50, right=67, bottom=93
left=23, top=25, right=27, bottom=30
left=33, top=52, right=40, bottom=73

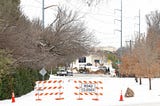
left=149, top=77, right=152, bottom=90
left=139, top=77, right=142, bottom=85
left=135, top=77, right=138, bottom=83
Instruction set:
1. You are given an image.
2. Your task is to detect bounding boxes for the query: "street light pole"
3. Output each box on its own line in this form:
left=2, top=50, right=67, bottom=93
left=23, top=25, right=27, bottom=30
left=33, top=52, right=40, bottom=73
left=42, top=0, right=45, bottom=29
left=42, top=0, right=57, bottom=29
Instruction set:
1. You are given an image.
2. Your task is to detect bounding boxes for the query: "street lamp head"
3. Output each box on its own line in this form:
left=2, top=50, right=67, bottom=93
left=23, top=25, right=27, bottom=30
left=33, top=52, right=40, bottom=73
left=44, top=5, right=58, bottom=10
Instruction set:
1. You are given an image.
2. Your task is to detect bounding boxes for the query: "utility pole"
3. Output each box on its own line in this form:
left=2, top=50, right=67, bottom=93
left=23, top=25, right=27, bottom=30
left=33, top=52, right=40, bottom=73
left=134, top=9, right=141, bottom=36
left=42, top=0, right=57, bottom=29
left=114, top=0, right=123, bottom=57
left=41, top=1, right=57, bottom=74
left=114, top=0, right=122, bottom=77
left=126, top=40, right=134, bottom=54
left=138, top=9, right=141, bottom=36
left=120, top=0, right=122, bottom=56
left=42, top=0, right=45, bottom=29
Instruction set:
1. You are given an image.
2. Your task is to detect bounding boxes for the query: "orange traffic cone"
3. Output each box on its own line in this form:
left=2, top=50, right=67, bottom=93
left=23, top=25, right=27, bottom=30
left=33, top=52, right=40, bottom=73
left=11, top=92, right=15, bottom=103
left=119, top=90, right=123, bottom=101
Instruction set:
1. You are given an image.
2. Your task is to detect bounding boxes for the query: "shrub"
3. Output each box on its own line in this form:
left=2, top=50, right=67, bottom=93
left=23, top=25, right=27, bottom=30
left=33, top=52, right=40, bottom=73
left=0, top=67, right=46, bottom=100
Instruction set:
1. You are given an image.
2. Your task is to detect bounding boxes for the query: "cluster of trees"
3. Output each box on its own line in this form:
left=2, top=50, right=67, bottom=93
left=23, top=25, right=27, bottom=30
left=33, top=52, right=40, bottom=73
left=0, top=0, right=96, bottom=70
left=120, top=11, right=160, bottom=90
left=0, top=0, right=97, bottom=99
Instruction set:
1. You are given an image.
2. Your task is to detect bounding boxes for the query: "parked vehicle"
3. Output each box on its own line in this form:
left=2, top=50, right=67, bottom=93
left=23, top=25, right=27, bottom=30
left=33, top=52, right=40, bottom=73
left=56, top=69, right=73, bottom=76
left=57, top=69, right=68, bottom=76
left=67, top=71, right=73, bottom=76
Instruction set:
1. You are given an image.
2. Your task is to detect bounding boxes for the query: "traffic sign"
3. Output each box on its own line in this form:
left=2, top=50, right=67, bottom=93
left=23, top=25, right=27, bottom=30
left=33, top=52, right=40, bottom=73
left=39, top=67, right=47, bottom=76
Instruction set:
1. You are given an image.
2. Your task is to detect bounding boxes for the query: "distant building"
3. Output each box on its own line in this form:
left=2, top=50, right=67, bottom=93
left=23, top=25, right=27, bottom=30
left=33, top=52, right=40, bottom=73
left=95, top=46, right=117, bottom=53
left=71, top=46, right=116, bottom=72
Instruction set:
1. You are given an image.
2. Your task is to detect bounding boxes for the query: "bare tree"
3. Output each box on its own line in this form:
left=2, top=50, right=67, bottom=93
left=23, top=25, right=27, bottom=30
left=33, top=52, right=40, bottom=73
left=80, top=0, right=109, bottom=6
left=145, top=11, right=160, bottom=90
left=0, top=5, right=97, bottom=70
left=0, top=0, right=21, bottom=33
left=37, top=7, right=97, bottom=67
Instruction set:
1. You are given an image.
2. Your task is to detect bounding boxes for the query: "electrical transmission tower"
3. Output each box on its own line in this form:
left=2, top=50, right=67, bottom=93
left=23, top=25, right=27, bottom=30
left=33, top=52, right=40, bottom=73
left=114, top=0, right=123, bottom=56
left=126, top=10, right=141, bottom=54
left=134, top=9, right=141, bottom=36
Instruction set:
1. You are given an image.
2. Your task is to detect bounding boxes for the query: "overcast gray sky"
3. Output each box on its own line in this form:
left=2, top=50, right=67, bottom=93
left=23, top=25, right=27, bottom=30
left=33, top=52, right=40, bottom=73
left=20, top=0, right=159, bottom=49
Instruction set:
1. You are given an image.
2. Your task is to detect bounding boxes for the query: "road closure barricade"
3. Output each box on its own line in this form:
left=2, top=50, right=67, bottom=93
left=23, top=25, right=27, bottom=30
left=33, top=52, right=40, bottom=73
left=74, top=80, right=103, bottom=101
left=35, top=79, right=64, bottom=101
left=34, top=77, right=103, bottom=101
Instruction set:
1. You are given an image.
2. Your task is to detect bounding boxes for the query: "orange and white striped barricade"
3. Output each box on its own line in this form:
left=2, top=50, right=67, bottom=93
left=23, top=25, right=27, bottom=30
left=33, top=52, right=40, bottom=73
left=55, top=80, right=64, bottom=100
left=92, top=81, right=103, bottom=101
left=35, top=80, right=44, bottom=101
left=74, top=80, right=83, bottom=100
left=35, top=80, right=60, bottom=101
left=82, top=80, right=97, bottom=100
left=74, top=80, right=103, bottom=101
